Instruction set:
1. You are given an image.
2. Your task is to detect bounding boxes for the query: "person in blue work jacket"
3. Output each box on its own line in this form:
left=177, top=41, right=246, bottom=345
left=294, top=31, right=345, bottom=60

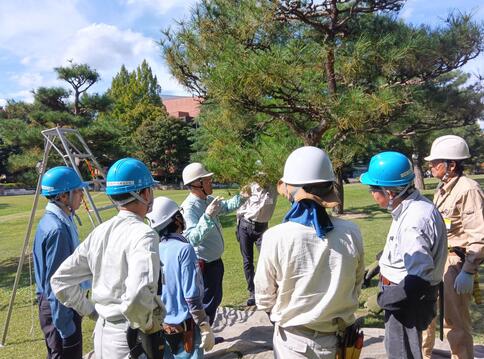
left=33, top=166, right=88, bottom=359
left=180, top=163, right=250, bottom=327
left=146, top=196, right=216, bottom=358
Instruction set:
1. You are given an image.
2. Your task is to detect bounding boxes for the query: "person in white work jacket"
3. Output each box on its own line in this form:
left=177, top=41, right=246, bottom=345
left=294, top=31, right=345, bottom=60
left=254, top=146, right=365, bottom=359
left=360, top=151, right=447, bottom=359
left=51, top=158, right=165, bottom=359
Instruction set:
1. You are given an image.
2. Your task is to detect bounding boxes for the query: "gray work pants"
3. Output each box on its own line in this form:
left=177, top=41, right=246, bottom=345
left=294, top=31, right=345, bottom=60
left=384, top=310, right=423, bottom=359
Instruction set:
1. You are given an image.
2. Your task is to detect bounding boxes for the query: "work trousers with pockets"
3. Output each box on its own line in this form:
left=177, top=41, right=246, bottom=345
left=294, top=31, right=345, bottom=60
left=273, top=324, right=338, bottom=359
left=38, top=294, right=83, bottom=359
left=200, top=258, right=224, bottom=325
left=236, top=218, right=268, bottom=294
left=94, top=317, right=132, bottom=359
left=422, top=255, right=474, bottom=359
left=384, top=310, right=423, bottom=359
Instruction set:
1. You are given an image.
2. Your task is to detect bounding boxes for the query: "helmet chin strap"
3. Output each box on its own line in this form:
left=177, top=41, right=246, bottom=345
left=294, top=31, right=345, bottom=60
left=190, top=178, right=208, bottom=196
left=441, top=161, right=450, bottom=182
left=51, top=190, right=83, bottom=225
left=383, top=183, right=411, bottom=211
left=112, top=190, right=153, bottom=212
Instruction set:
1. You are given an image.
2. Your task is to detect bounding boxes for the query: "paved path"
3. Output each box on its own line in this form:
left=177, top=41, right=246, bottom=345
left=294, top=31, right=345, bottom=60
left=206, top=307, right=484, bottom=359
left=84, top=307, right=484, bottom=358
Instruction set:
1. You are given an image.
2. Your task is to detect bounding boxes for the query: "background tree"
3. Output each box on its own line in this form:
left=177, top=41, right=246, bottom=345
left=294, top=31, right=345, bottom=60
left=161, top=0, right=483, bottom=212
left=55, top=62, right=100, bottom=115
left=133, top=104, right=193, bottom=183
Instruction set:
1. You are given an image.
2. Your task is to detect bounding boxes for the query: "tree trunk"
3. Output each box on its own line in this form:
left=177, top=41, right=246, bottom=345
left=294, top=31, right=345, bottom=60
left=332, top=168, right=344, bottom=215
left=74, top=89, right=80, bottom=115
left=410, top=137, right=425, bottom=191
left=412, top=155, right=425, bottom=190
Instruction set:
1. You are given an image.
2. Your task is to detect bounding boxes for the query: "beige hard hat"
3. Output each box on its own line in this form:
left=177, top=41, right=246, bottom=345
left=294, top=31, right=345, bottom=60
left=424, top=135, right=470, bottom=161
left=182, top=162, right=213, bottom=185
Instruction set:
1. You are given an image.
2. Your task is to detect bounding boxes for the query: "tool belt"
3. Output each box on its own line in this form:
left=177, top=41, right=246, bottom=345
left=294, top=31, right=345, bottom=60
left=336, top=318, right=364, bottom=359
left=163, top=318, right=195, bottom=354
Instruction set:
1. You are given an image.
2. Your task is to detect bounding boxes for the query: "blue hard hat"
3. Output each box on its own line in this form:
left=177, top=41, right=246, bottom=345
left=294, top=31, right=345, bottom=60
left=360, top=151, right=415, bottom=187
left=41, top=166, right=87, bottom=197
left=106, top=158, right=159, bottom=196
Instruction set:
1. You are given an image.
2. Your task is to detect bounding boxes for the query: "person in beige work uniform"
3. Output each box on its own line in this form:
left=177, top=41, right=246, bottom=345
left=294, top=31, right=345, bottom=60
left=255, top=146, right=364, bottom=359
left=422, top=135, right=484, bottom=359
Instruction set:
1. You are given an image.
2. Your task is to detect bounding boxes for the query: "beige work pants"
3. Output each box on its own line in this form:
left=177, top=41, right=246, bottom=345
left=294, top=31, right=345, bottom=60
left=422, top=255, right=474, bottom=359
left=273, top=324, right=338, bottom=359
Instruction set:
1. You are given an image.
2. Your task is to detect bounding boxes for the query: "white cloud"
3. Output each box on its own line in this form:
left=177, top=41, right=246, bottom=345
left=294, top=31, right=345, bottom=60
left=63, top=23, right=188, bottom=95
left=10, top=73, right=44, bottom=88
left=0, top=0, right=88, bottom=72
left=0, top=98, right=6, bottom=107
left=11, top=90, right=35, bottom=104
left=124, top=0, right=193, bottom=16
left=64, top=24, right=158, bottom=71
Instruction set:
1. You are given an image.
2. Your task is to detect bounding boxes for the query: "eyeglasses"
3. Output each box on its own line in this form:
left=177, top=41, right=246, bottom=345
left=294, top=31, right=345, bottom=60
left=368, top=186, right=383, bottom=193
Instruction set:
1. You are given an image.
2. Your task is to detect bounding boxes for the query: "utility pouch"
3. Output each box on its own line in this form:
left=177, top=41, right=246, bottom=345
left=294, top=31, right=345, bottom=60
left=336, top=319, right=364, bottom=359
left=126, top=327, right=164, bottom=359
left=183, top=318, right=195, bottom=353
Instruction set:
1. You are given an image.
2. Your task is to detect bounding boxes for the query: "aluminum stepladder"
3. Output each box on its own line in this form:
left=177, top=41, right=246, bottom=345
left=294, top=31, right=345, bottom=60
left=1, top=126, right=117, bottom=347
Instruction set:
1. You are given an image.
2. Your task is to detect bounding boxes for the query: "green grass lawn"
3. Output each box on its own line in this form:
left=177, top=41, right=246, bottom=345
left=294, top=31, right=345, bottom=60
left=0, top=177, right=482, bottom=358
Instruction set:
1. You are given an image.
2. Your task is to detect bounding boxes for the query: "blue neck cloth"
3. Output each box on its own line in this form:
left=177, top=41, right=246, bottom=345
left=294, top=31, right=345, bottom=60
left=283, top=199, right=334, bottom=238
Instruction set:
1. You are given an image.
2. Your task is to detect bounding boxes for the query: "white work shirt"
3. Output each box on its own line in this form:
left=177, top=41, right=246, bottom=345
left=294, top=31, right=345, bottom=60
left=51, top=210, right=163, bottom=331
left=237, top=183, right=278, bottom=223
left=255, top=218, right=364, bottom=333
left=380, top=190, right=447, bottom=286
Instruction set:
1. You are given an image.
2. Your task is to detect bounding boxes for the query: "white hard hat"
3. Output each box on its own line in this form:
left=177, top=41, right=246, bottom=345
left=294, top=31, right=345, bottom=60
left=281, top=146, right=335, bottom=185
left=146, top=196, right=180, bottom=231
left=424, top=135, right=470, bottom=161
left=182, top=162, right=214, bottom=185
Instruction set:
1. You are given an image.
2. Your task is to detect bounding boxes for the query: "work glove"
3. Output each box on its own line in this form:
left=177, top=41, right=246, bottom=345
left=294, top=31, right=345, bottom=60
left=143, top=306, right=165, bottom=334
left=199, top=322, right=215, bottom=352
left=205, top=196, right=222, bottom=218
left=240, top=185, right=252, bottom=199
left=88, top=309, right=99, bottom=321
left=365, top=293, right=382, bottom=314
left=454, top=270, right=474, bottom=295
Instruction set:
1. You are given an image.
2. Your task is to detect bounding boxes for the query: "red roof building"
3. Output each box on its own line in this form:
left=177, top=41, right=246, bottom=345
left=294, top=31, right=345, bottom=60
left=162, top=96, right=202, bottom=121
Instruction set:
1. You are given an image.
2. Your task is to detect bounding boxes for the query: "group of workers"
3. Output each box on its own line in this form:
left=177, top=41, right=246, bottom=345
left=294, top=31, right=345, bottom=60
left=32, top=134, right=482, bottom=359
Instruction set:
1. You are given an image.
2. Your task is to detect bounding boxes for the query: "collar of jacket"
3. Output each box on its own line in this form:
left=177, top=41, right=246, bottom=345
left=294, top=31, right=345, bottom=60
left=391, top=189, right=420, bottom=220
left=161, top=233, right=188, bottom=243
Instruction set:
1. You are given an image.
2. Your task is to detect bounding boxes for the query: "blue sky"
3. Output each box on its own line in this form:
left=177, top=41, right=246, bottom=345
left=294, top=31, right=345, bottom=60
left=0, top=0, right=483, bottom=107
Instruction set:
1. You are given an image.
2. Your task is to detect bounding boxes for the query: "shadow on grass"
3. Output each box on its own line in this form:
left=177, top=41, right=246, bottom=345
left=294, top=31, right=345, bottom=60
left=342, top=204, right=388, bottom=220
left=0, top=203, right=11, bottom=210
left=0, top=256, right=33, bottom=292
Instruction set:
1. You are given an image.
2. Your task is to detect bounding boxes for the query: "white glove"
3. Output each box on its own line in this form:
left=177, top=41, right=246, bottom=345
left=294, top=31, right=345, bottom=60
left=205, top=197, right=222, bottom=217
left=199, top=322, right=215, bottom=352
left=144, top=305, right=165, bottom=334
left=454, top=271, right=474, bottom=295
